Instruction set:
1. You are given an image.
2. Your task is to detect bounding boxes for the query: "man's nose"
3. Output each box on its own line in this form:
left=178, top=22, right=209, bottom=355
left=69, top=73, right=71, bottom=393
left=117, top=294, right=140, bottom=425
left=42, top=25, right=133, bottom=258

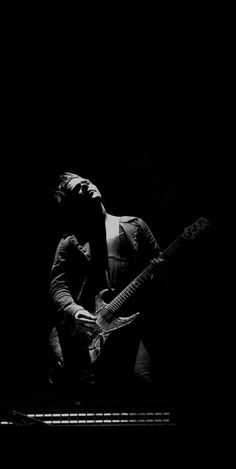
left=79, top=183, right=89, bottom=195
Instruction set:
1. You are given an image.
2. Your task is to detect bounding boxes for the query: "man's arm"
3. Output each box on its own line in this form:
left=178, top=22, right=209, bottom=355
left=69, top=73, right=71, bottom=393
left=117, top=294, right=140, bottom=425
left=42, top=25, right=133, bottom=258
left=50, top=237, right=94, bottom=323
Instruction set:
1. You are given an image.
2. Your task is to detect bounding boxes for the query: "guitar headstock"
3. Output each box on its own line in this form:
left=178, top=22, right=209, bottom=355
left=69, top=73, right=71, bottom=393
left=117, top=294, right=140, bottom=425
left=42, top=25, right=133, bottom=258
left=183, top=217, right=211, bottom=241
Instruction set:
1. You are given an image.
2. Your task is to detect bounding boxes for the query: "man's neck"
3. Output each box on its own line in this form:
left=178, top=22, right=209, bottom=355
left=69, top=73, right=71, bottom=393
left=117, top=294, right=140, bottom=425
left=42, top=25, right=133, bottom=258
left=105, top=213, right=120, bottom=244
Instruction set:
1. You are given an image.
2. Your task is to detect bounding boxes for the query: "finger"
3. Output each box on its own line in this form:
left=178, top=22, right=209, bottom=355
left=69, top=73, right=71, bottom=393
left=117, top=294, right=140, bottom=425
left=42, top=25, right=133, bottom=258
left=77, top=315, right=95, bottom=322
left=75, top=310, right=94, bottom=319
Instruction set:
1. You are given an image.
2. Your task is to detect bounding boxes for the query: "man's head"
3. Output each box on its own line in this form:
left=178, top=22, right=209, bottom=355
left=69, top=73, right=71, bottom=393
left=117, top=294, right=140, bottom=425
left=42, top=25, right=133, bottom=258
left=54, top=172, right=104, bottom=225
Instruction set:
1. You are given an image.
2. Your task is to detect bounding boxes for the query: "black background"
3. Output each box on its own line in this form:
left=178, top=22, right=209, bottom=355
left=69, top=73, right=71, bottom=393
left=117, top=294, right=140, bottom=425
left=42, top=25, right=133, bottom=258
left=0, top=14, right=226, bottom=433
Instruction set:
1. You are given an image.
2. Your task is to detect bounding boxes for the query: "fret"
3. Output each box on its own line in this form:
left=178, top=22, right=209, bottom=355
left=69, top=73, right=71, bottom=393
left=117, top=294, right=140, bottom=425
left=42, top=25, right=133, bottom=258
left=113, top=297, right=123, bottom=307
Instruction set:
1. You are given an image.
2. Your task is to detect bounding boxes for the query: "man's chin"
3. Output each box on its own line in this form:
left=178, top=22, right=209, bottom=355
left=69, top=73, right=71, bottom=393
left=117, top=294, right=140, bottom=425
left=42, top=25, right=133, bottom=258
left=91, top=193, right=102, bottom=200
left=88, top=196, right=103, bottom=214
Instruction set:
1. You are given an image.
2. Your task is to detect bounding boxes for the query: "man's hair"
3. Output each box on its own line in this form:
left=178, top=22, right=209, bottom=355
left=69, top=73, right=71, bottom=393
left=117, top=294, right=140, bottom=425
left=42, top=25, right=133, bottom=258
left=54, top=171, right=80, bottom=207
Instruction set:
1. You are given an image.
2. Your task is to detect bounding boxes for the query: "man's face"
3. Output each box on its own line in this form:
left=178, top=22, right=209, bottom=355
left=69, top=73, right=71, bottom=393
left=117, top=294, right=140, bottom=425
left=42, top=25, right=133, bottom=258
left=66, top=176, right=103, bottom=219
left=67, top=177, right=102, bottom=200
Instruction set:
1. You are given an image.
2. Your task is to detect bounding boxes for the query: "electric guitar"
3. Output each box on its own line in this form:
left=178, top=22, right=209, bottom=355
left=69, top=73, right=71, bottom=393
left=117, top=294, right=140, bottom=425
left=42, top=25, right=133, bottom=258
left=77, top=217, right=211, bottom=364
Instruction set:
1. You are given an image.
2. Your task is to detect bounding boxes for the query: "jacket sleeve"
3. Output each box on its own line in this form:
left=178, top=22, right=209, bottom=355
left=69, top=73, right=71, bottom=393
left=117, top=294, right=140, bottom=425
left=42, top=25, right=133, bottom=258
left=49, top=236, right=84, bottom=323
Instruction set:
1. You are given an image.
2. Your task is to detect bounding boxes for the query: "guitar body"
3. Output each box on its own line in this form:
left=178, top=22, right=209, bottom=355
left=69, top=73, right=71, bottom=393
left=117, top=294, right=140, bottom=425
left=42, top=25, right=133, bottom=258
left=81, top=289, right=140, bottom=364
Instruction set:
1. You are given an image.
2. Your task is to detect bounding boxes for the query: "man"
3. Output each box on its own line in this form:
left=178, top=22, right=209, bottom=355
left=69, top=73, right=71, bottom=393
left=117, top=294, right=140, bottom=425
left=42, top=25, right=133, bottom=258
left=49, top=171, right=165, bottom=398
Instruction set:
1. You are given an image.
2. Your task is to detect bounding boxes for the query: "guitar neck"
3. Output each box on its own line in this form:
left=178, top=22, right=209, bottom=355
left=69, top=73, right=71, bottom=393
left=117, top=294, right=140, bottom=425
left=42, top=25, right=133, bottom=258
left=161, top=234, right=185, bottom=261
